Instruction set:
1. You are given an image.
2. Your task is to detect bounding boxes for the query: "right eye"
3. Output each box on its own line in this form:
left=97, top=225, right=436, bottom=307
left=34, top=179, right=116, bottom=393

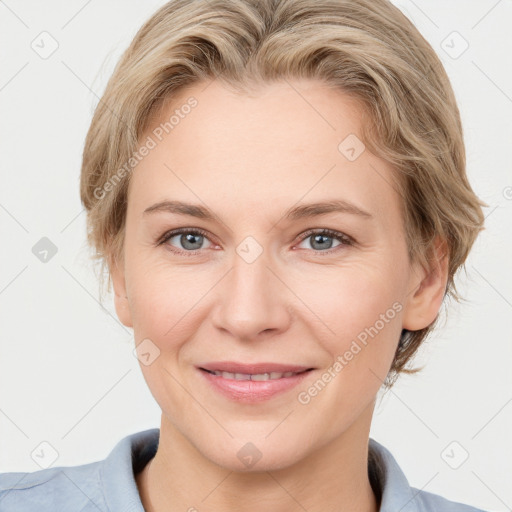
left=158, top=228, right=215, bottom=255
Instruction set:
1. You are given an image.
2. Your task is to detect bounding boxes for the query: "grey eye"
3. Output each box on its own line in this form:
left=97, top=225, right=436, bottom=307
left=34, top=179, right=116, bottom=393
left=299, top=233, right=342, bottom=251
left=166, top=231, right=213, bottom=251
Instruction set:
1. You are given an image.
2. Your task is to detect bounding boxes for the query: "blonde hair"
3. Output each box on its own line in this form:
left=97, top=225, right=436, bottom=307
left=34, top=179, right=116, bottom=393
left=80, top=0, right=485, bottom=387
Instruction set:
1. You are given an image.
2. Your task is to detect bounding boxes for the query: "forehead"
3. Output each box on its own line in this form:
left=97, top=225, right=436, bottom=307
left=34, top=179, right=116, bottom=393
left=128, top=79, right=402, bottom=226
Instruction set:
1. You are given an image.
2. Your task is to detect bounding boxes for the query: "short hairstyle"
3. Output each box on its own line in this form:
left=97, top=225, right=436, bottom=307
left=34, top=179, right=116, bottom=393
left=80, top=0, right=486, bottom=387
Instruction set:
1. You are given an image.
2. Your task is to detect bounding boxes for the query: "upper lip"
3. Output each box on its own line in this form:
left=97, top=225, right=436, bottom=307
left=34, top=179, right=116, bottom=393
left=199, top=362, right=313, bottom=374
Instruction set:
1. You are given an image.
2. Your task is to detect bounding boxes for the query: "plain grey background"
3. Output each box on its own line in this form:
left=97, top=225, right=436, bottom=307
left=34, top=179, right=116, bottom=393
left=0, top=1, right=511, bottom=511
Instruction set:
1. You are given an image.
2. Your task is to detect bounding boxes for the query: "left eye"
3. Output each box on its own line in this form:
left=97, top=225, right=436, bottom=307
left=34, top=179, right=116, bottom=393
left=296, top=229, right=352, bottom=252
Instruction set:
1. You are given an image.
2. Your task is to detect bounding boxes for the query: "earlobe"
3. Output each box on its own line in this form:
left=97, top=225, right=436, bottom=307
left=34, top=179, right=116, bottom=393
left=110, top=256, right=133, bottom=328
left=402, top=237, right=449, bottom=332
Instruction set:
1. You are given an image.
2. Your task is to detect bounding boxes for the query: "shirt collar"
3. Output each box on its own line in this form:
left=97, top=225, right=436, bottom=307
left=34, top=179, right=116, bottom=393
left=100, top=429, right=418, bottom=512
left=369, top=437, right=420, bottom=512
left=101, top=428, right=159, bottom=512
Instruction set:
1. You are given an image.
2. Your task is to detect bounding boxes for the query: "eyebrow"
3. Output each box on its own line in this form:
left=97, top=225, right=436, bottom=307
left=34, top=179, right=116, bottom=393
left=143, top=199, right=373, bottom=221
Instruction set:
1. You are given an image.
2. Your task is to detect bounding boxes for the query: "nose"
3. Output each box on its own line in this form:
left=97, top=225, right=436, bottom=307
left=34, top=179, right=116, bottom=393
left=211, top=247, right=292, bottom=342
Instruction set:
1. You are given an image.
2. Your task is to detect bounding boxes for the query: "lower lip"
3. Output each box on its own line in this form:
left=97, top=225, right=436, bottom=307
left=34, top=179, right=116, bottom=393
left=198, top=368, right=313, bottom=403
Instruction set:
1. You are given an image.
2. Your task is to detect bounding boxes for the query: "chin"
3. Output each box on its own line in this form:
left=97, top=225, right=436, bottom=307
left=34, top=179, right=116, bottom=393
left=198, top=435, right=309, bottom=473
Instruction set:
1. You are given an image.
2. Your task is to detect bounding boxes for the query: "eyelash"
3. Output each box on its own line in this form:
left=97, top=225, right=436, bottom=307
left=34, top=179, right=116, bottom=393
left=156, top=227, right=354, bottom=257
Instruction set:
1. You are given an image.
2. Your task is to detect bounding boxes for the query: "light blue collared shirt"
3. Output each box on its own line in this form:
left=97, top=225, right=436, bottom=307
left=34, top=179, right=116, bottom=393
left=0, top=428, right=488, bottom=511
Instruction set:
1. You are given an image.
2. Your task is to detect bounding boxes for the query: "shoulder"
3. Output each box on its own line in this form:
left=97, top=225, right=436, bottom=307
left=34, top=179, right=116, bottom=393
left=368, top=438, right=491, bottom=512
left=0, top=428, right=159, bottom=512
left=0, top=461, right=106, bottom=512
left=411, top=487, right=490, bottom=512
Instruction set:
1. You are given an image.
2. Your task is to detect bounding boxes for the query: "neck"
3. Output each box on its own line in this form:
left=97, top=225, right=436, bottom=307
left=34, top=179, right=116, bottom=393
left=136, top=405, right=379, bottom=512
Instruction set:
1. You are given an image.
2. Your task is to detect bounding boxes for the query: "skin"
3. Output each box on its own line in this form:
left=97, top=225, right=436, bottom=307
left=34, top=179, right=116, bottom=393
left=110, top=78, right=448, bottom=512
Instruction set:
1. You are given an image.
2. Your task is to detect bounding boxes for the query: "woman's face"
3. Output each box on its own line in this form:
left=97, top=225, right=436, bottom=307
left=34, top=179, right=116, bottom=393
left=112, top=78, right=442, bottom=471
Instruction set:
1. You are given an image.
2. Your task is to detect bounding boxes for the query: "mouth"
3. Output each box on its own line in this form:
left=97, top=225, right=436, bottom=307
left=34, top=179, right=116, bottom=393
left=197, top=362, right=316, bottom=402
left=200, top=368, right=314, bottom=381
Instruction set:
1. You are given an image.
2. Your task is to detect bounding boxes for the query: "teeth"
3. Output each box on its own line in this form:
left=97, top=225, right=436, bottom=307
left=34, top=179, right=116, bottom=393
left=251, top=373, right=270, bottom=381
left=210, top=370, right=300, bottom=380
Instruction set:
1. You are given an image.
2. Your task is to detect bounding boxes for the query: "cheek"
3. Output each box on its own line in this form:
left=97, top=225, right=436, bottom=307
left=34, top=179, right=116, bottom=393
left=292, top=264, right=405, bottom=376
left=126, top=253, right=210, bottom=339
left=127, top=263, right=205, bottom=410
left=298, top=260, right=404, bottom=330
left=294, top=277, right=404, bottom=416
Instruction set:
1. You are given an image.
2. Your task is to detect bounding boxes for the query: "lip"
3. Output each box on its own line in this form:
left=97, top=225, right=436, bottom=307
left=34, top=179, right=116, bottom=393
left=197, top=362, right=315, bottom=403
left=198, top=361, right=313, bottom=374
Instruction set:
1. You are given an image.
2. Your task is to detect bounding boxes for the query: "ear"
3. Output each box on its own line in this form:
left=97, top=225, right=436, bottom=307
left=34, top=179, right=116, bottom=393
left=402, top=237, right=449, bottom=331
left=109, top=254, right=133, bottom=328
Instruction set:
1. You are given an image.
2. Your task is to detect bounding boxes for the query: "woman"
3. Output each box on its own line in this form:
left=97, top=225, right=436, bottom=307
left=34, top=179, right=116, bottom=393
left=0, top=0, right=490, bottom=510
